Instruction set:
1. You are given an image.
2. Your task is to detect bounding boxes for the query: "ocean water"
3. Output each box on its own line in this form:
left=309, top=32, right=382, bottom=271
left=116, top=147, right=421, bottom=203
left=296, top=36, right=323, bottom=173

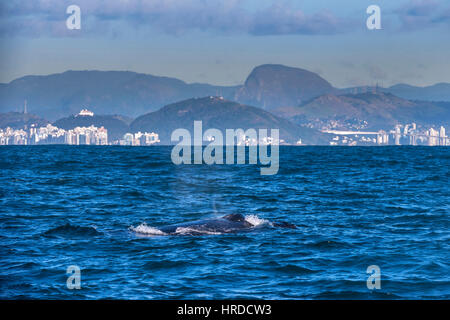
left=0, top=146, right=449, bottom=299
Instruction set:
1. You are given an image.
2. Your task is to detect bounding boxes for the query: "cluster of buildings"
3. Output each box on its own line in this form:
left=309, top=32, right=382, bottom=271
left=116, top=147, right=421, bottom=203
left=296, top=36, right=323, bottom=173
left=325, top=123, right=449, bottom=146
left=64, top=125, right=108, bottom=145
left=0, top=124, right=162, bottom=146
left=0, top=124, right=108, bottom=146
left=1, top=109, right=161, bottom=146
left=203, top=134, right=285, bottom=146
left=396, top=124, right=448, bottom=146
left=113, top=132, right=160, bottom=146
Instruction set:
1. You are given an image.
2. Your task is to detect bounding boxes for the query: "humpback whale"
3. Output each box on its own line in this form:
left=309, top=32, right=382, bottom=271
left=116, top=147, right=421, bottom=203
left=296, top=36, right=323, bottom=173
left=131, top=214, right=296, bottom=236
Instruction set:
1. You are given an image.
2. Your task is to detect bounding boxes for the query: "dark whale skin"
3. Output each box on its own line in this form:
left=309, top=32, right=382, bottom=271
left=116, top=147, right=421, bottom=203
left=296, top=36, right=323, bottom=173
left=158, top=214, right=253, bottom=235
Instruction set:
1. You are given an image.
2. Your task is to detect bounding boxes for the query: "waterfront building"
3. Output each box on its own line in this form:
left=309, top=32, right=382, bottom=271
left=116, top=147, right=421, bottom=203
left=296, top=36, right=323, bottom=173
left=118, top=132, right=159, bottom=146
left=76, top=109, right=94, bottom=117
left=427, top=128, right=439, bottom=146
left=394, top=125, right=401, bottom=145
left=439, top=126, right=447, bottom=146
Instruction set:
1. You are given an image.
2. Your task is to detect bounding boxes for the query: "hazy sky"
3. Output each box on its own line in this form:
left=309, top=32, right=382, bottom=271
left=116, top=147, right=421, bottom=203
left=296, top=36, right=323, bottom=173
left=1, top=0, right=449, bottom=87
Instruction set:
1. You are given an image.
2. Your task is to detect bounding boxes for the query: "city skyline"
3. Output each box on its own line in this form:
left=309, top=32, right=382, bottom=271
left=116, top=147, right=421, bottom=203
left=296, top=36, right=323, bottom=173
left=1, top=110, right=448, bottom=146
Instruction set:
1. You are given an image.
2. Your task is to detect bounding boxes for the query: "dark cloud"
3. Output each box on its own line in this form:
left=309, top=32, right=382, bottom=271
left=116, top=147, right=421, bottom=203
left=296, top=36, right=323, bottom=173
left=433, top=8, right=450, bottom=24
left=398, top=0, right=437, bottom=16
left=394, top=0, right=450, bottom=30
left=249, top=5, right=348, bottom=36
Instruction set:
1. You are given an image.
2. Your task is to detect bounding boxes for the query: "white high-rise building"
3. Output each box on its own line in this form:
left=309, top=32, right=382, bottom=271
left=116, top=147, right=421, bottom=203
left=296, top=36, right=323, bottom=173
left=394, top=125, right=401, bottom=145
left=428, top=128, right=439, bottom=146
left=404, top=125, right=409, bottom=135
left=439, top=126, right=447, bottom=146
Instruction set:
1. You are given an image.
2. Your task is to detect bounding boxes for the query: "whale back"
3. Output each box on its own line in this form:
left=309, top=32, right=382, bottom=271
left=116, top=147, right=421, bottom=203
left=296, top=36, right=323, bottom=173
left=222, top=213, right=246, bottom=222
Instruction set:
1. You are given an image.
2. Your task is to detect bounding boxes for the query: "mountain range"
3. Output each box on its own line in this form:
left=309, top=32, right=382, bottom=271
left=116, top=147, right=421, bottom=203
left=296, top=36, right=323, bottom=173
left=0, top=112, right=49, bottom=130
left=53, top=114, right=131, bottom=141
left=387, top=83, right=450, bottom=102
left=0, top=70, right=237, bottom=120
left=1, top=64, right=449, bottom=144
left=234, top=64, right=334, bottom=109
left=276, top=92, right=450, bottom=130
left=2, top=64, right=450, bottom=122
left=130, top=96, right=327, bottom=144
left=0, top=97, right=327, bottom=145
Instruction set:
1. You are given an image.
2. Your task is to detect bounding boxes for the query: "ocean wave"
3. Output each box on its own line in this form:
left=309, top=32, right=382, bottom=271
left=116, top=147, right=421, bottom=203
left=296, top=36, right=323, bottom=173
left=43, top=223, right=102, bottom=237
left=143, top=260, right=187, bottom=270
left=129, top=223, right=167, bottom=235
left=273, top=264, right=318, bottom=274
left=245, top=215, right=270, bottom=227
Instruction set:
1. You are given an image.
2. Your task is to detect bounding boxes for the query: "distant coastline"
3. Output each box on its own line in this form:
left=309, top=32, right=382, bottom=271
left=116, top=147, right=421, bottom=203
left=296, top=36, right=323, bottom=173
left=1, top=65, right=450, bottom=147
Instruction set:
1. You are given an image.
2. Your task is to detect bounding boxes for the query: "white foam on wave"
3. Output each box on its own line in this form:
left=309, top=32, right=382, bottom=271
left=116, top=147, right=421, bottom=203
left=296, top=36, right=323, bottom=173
left=175, top=227, right=222, bottom=235
left=245, top=215, right=270, bottom=227
left=130, top=223, right=166, bottom=236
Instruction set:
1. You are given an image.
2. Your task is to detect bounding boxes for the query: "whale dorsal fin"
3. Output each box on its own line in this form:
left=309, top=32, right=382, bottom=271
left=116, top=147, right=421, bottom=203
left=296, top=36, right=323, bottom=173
left=222, top=214, right=245, bottom=222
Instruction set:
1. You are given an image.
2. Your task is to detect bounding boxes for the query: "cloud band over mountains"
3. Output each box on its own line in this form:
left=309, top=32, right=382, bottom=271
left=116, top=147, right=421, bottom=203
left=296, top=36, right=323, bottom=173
left=394, top=0, right=450, bottom=30
left=2, top=0, right=449, bottom=38
left=0, top=0, right=359, bottom=37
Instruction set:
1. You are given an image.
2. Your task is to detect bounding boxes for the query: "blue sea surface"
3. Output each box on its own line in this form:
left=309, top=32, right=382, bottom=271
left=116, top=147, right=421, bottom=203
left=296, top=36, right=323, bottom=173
left=0, top=146, right=449, bottom=299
